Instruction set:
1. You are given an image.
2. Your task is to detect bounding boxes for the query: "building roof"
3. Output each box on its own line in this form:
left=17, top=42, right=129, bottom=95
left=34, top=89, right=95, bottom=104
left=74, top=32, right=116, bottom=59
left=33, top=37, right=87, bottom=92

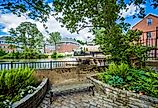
left=132, top=13, right=158, bottom=29
left=59, top=38, right=80, bottom=45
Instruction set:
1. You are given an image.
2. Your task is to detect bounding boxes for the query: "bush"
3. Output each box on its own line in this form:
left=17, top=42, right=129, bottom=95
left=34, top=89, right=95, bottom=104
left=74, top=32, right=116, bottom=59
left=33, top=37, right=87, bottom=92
left=0, top=52, right=49, bottom=59
left=39, top=54, right=48, bottom=59
left=51, top=52, right=64, bottom=59
left=106, top=62, right=129, bottom=79
left=0, top=49, right=7, bottom=57
left=97, top=62, right=158, bottom=98
left=0, top=67, right=37, bottom=107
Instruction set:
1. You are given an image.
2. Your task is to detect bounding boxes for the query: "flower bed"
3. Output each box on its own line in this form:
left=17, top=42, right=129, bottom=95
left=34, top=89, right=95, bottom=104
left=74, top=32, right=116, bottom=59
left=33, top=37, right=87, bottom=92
left=87, top=76, right=158, bottom=108
left=0, top=67, right=48, bottom=108
left=87, top=62, right=158, bottom=107
left=12, top=78, right=49, bottom=108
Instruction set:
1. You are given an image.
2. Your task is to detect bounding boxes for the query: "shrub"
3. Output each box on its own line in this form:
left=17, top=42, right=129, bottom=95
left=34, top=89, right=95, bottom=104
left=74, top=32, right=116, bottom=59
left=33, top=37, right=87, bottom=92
left=0, top=49, right=7, bottom=57
left=0, top=52, right=49, bottom=59
left=51, top=52, right=64, bottom=59
left=0, top=67, right=37, bottom=105
left=39, top=54, right=48, bottom=59
left=97, top=62, right=158, bottom=98
left=107, top=76, right=124, bottom=87
left=106, top=62, right=129, bottom=79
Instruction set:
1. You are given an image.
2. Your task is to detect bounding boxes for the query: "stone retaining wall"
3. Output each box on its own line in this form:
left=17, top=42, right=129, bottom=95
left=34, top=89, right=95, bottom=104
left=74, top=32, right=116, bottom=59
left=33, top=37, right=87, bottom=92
left=12, top=78, right=49, bottom=108
left=35, top=65, right=106, bottom=85
left=87, top=76, right=158, bottom=108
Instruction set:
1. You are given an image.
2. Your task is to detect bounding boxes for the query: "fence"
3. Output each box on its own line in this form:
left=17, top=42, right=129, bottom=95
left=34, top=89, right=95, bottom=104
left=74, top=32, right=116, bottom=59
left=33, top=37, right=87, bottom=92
left=0, top=59, right=107, bottom=70
left=0, top=61, right=78, bottom=70
left=138, top=29, right=158, bottom=60
left=138, top=38, right=158, bottom=59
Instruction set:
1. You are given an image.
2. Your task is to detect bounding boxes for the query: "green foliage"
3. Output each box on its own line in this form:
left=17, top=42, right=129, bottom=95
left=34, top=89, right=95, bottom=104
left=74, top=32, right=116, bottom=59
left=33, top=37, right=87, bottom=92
left=98, top=62, right=158, bottom=98
left=107, top=76, right=124, bottom=87
left=106, top=62, right=129, bottom=79
left=8, top=22, right=44, bottom=59
left=54, top=0, right=153, bottom=68
left=39, top=54, right=49, bottom=59
left=0, top=49, right=7, bottom=57
left=51, top=52, right=64, bottom=59
left=47, top=32, right=61, bottom=52
left=0, top=52, right=48, bottom=59
left=0, top=1, right=51, bottom=23
left=54, top=0, right=157, bottom=34
left=74, top=39, right=86, bottom=45
left=95, top=28, right=151, bottom=67
left=0, top=67, right=37, bottom=106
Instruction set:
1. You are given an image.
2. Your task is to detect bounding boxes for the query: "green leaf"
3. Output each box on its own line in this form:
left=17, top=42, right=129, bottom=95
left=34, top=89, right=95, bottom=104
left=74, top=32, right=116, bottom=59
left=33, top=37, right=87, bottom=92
left=127, top=76, right=132, bottom=81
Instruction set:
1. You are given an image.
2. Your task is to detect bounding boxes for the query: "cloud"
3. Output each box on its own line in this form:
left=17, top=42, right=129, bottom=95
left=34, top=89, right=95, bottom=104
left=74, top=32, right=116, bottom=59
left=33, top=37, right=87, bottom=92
left=0, top=12, right=93, bottom=42
left=119, top=4, right=145, bottom=18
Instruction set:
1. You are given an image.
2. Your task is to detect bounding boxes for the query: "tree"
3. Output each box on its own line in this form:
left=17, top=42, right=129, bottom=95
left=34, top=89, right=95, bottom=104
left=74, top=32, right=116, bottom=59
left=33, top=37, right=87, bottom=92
left=9, top=22, right=44, bottom=58
left=53, top=0, right=156, bottom=67
left=0, top=0, right=157, bottom=24
left=47, top=32, right=61, bottom=52
left=95, top=26, right=151, bottom=67
left=53, top=0, right=158, bottom=33
left=74, top=39, right=86, bottom=45
left=0, top=0, right=51, bottom=23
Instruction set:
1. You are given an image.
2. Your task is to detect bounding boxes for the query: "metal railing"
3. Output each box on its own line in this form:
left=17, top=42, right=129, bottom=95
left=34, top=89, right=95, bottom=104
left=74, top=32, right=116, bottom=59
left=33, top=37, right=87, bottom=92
left=0, top=59, right=108, bottom=70
left=0, top=61, right=79, bottom=70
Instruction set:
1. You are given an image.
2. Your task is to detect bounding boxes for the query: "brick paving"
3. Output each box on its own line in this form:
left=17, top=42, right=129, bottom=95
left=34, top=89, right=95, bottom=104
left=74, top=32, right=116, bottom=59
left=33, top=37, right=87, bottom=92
left=38, top=91, right=119, bottom=108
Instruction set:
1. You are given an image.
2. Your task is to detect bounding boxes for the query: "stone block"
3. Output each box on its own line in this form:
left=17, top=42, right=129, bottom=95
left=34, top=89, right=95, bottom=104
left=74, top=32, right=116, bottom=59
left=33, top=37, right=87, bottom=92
left=128, top=104, right=139, bottom=108
left=139, top=95, right=148, bottom=101
left=129, top=97, right=142, bottom=103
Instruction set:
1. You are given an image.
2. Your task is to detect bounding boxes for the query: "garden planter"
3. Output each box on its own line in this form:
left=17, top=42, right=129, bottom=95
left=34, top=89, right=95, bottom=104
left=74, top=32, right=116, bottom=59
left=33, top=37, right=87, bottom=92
left=87, top=75, right=158, bottom=108
left=12, top=78, right=49, bottom=108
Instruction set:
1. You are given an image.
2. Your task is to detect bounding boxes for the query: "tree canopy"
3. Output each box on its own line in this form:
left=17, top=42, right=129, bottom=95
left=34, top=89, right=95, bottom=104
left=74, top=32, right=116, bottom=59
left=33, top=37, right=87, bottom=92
left=47, top=32, right=61, bottom=51
left=0, top=0, right=157, bottom=24
left=53, top=0, right=158, bottom=33
left=8, top=22, right=44, bottom=54
left=53, top=0, right=156, bottom=66
left=0, top=0, right=51, bottom=22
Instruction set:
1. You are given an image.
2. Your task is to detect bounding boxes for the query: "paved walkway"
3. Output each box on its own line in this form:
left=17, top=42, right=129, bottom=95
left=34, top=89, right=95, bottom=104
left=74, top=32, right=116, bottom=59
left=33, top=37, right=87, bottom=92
left=38, top=91, right=118, bottom=108
left=38, top=83, right=118, bottom=108
left=51, top=91, right=115, bottom=108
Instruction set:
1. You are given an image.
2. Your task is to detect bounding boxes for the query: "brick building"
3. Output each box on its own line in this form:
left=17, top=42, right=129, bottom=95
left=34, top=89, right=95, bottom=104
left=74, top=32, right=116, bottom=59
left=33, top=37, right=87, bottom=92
left=0, top=36, right=16, bottom=53
left=132, top=14, right=158, bottom=58
left=56, top=38, right=80, bottom=53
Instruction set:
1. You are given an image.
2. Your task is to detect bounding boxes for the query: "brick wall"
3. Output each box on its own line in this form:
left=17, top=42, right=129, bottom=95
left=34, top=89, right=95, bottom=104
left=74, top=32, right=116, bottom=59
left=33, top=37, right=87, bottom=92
left=57, top=43, right=79, bottom=53
left=132, top=14, right=158, bottom=46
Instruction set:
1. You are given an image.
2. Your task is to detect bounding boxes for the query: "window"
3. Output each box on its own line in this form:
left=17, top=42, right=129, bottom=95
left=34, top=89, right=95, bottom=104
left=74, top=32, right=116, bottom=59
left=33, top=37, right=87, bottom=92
left=147, top=18, right=152, bottom=26
left=147, top=32, right=152, bottom=38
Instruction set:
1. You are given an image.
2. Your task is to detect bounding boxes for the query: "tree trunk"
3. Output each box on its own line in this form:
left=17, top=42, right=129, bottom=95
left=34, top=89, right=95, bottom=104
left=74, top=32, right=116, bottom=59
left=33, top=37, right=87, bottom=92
left=55, top=43, right=57, bottom=52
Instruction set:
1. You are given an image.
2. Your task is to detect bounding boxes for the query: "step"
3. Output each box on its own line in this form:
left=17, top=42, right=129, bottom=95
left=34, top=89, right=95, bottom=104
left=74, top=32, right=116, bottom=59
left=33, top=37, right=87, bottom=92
left=50, top=83, right=94, bottom=96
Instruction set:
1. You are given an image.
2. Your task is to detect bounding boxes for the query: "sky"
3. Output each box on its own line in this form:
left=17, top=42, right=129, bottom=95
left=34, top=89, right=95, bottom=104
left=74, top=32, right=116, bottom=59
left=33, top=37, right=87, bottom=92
left=0, top=1, right=157, bottom=42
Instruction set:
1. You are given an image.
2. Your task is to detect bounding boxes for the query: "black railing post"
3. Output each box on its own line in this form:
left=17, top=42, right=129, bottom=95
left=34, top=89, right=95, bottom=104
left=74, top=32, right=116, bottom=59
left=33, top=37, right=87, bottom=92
left=50, top=61, right=52, bottom=70
left=11, top=61, right=13, bottom=69
left=155, top=38, right=157, bottom=59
